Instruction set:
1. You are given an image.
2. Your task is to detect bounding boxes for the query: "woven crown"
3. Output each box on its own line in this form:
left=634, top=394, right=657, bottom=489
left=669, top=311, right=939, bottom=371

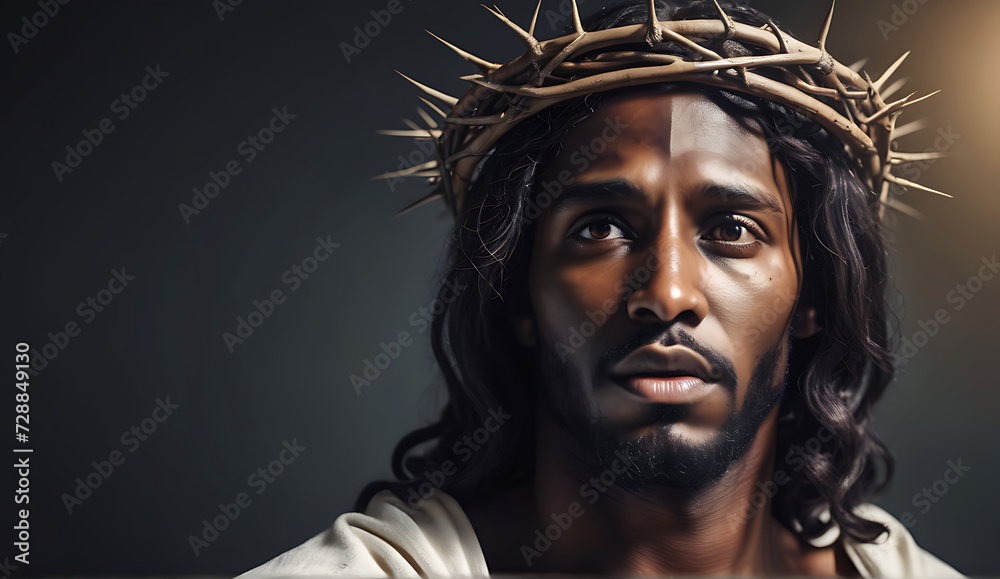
left=378, top=0, right=948, bottom=221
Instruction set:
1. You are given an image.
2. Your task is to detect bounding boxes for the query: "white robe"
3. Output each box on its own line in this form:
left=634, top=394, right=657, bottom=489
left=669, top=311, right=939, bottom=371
left=238, top=489, right=961, bottom=578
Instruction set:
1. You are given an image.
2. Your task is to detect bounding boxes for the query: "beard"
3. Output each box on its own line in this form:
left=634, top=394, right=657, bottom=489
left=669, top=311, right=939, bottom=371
left=535, top=325, right=790, bottom=492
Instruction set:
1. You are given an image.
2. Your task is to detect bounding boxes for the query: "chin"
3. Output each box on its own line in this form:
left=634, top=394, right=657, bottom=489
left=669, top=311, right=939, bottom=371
left=595, top=420, right=750, bottom=491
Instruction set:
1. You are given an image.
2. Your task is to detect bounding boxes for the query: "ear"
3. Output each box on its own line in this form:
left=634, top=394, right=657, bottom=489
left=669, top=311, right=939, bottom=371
left=791, top=305, right=822, bottom=339
left=510, top=313, right=537, bottom=348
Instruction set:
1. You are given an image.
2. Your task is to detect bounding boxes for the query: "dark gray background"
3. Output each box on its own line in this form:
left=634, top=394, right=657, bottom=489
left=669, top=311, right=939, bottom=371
left=2, top=0, right=997, bottom=575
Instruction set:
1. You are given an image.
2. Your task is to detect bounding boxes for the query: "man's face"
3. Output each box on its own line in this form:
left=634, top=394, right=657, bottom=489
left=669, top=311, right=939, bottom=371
left=523, top=89, right=804, bottom=489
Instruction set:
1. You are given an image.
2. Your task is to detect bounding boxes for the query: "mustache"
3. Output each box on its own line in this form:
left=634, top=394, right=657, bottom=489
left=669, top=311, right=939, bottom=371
left=594, top=325, right=738, bottom=392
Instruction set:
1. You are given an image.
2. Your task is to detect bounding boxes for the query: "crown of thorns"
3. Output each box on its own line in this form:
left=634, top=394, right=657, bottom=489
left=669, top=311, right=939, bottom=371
left=378, top=0, right=948, bottom=221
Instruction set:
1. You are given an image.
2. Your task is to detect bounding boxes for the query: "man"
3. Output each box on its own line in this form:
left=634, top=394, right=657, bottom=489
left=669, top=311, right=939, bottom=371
left=240, top=0, right=960, bottom=576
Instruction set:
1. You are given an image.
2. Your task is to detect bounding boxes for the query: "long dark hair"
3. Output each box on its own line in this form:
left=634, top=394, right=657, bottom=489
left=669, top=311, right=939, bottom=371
left=358, top=0, right=896, bottom=545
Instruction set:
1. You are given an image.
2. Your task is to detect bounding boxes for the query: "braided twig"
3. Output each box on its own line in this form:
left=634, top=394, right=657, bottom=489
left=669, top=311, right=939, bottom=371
left=378, top=0, right=948, bottom=220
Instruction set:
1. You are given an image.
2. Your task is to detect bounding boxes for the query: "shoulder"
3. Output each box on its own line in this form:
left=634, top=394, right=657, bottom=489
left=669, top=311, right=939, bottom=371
left=237, top=489, right=489, bottom=578
left=841, top=503, right=963, bottom=578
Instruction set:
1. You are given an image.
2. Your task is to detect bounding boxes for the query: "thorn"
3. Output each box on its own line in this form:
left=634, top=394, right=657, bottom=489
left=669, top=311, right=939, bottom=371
left=879, top=77, right=908, bottom=100
left=401, top=118, right=443, bottom=139
left=898, top=89, right=941, bottom=110
left=426, top=30, right=500, bottom=72
left=848, top=57, right=867, bottom=73
left=645, top=0, right=662, bottom=46
left=528, top=0, right=542, bottom=37
left=866, top=93, right=914, bottom=124
left=712, top=0, right=736, bottom=39
left=376, top=129, right=438, bottom=138
left=416, top=107, right=439, bottom=129
left=396, top=71, right=459, bottom=106
left=570, top=0, right=584, bottom=34
left=891, top=151, right=951, bottom=162
left=419, top=97, right=448, bottom=118
left=885, top=173, right=952, bottom=198
left=873, top=52, right=909, bottom=92
left=818, top=0, right=835, bottom=52
left=482, top=4, right=542, bottom=56
left=373, top=160, right=441, bottom=180
left=396, top=191, right=445, bottom=217
left=767, top=19, right=789, bottom=54
left=882, top=196, right=926, bottom=221
left=891, top=118, right=928, bottom=139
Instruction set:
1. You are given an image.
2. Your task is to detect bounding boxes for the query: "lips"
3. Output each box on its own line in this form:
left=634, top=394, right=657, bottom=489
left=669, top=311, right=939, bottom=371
left=607, top=345, right=721, bottom=404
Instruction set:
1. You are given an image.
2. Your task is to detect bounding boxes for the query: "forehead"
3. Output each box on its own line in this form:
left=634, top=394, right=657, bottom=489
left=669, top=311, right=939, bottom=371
left=574, top=89, right=762, bottom=153
left=542, top=88, right=790, bottom=214
left=555, top=89, right=774, bottom=190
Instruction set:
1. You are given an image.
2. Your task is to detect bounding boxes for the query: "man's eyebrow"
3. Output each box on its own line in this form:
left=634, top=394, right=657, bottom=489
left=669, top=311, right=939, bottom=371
left=548, top=180, right=646, bottom=212
left=699, top=183, right=786, bottom=214
left=545, top=180, right=786, bottom=215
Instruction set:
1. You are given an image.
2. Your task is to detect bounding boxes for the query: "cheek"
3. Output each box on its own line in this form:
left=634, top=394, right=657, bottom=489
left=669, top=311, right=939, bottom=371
left=529, top=250, right=628, bottom=347
left=708, top=251, right=799, bottom=362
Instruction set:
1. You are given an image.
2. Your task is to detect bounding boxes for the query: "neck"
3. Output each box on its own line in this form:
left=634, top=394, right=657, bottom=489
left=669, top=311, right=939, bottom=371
left=525, top=407, right=803, bottom=575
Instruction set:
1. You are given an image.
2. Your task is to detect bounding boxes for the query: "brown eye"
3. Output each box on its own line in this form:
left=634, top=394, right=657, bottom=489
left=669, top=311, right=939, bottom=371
left=703, top=216, right=760, bottom=245
left=716, top=223, right=744, bottom=242
left=577, top=219, right=627, bottom=241
left=588, top=222, right=612, bottom=239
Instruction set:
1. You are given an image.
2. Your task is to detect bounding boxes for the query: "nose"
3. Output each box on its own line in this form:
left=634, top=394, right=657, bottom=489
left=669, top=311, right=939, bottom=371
left=625, top=234, right=709, bottom=325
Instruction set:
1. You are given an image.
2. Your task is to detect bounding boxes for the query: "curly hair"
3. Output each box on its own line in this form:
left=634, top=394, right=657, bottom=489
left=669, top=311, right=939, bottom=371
left=358, top=0, right=896, bottom=547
